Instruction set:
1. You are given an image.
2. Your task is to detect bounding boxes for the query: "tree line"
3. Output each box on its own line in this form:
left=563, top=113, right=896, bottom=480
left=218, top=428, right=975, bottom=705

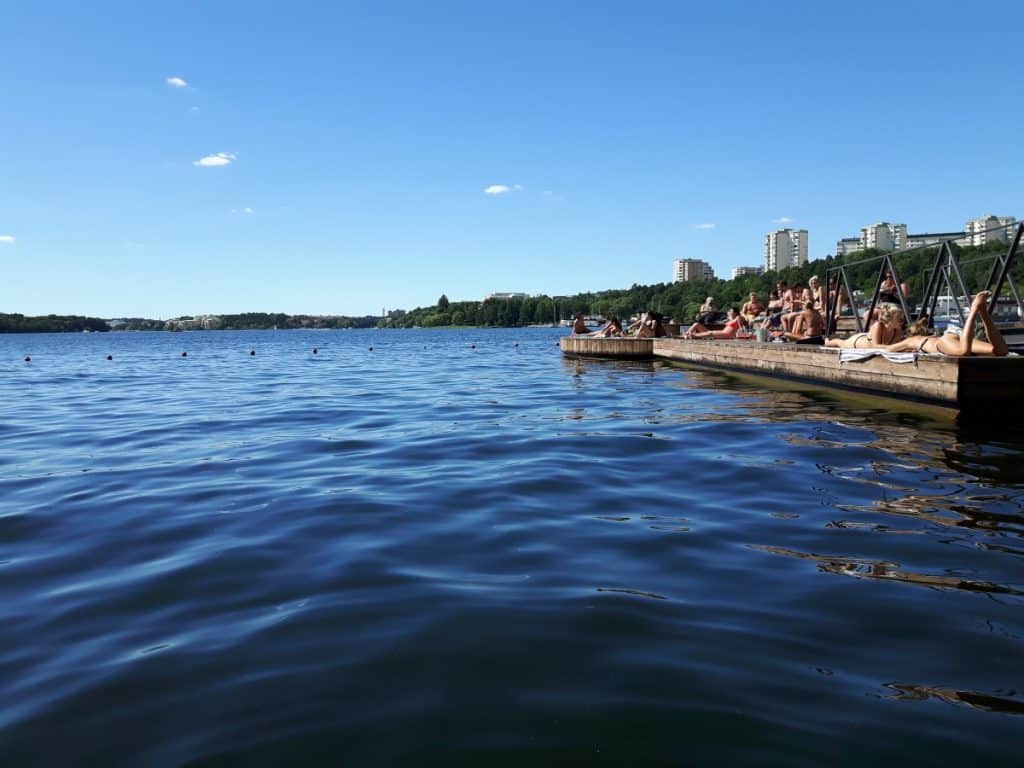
left=3, top=239, right=1017, bottom=333
left=383, top=240, right=1020, bottom=328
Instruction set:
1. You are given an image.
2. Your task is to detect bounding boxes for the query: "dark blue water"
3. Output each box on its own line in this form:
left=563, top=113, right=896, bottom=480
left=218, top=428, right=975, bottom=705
left=1, top=329, right=1022, bottom=765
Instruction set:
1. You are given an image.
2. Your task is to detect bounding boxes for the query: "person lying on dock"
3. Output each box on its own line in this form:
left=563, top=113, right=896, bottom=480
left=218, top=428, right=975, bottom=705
left=883, top=291, right=1008, bottom=357
left=784, top=299, right=824, bottom=343
left=635, top=311, right=667, bottom=338
left=742, top=292, right=765, bottom=322
left=684, top=307, right=745, bottom=340
left=825, top=303, right=905, bottom=349
left=589, top=317, right=623, bottom=337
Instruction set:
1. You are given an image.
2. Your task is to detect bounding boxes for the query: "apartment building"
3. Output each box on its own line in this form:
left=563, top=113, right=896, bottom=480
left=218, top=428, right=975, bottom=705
left=964, top=215, right=1018, bottom=246
left=859, top=222, right=908, bottom=252
left=731, top=265, right=764, bottom=279
left=673, top=259, right=715, bottom=283
left=764, top=229, right=808, bottom=271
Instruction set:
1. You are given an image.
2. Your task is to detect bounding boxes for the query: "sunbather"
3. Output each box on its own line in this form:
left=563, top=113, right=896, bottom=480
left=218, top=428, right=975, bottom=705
left=825, top=303, right=905, bottom=349
left=684, top=307, right=745, bottom=339
left=742, top=292, right=765, bottom=322
left=636, top=311, right=667, bottom=338
left=883, top=291, right=1008, bottom=357
left=785, top=299, right=824, bottom=342
left=590, top=317, right=623, bottom=337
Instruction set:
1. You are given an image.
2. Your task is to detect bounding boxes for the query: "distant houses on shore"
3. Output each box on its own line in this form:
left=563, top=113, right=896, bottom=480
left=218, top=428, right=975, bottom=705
left=674, top=212, right=1019, bottom=284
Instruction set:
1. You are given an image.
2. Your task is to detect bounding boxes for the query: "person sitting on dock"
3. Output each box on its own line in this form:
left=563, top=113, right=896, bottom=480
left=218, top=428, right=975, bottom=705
left=684, top=307, right=746, bottom=340
left=763, top=282, right=799, bottom=330
left=825, top=303, right=905, bottom=349
left=695, top=297, right=719, bottom=325
left=785, top=298, right=824, bottom=343
left=625, top=310, right=651, bottom=335
left=636, top=311, right=667, bottom=338
left=742, top=292, right=765, bottom=322
left=883, top=291, right=1009, bottom=357
left=571, top=313, right=589, bottom=335
left=779, top=283, right=809, bottom=333
left=589, top=317, right=623, bottom=337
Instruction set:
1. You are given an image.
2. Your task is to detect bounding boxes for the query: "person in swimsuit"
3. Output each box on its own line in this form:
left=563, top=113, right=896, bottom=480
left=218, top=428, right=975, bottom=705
left=589, top=317, right=623, bottom=337
left=884, top=291, right=1009, bottom=357
left=786, top=299, right=824, bottom=341
left=781, top=284, right=810, bottom=332
left=742, top=292, right=765, bottom=322
left=684, top=307, right=745, bottom=339
left=636, top=311, right=667, bottom=338
left=825, top=303, right=905, bottom=348
left=571, top=313, right=589, bottom=335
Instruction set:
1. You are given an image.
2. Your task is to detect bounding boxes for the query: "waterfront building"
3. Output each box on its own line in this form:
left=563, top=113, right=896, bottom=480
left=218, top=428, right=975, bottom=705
left=484, top=292, right=530, bottom=300
left=904, top=231, right=965, bottom=249
left=673, top=259, right=715, bottom=283
left=835, top=237, right=862, bottom=257
left=859, top=222, right=908, bottom=252
left=731, top=265, right=763, bottom=279
left=764, top=229, right=808, bottom=271
left=965, top=215, right=1018, bottom=246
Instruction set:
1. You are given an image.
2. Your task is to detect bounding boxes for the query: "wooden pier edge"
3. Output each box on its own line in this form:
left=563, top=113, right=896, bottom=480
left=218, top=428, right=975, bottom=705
left=559, top=336, right=655, bottom=359
left=558, top=335, right=1024, bottom=410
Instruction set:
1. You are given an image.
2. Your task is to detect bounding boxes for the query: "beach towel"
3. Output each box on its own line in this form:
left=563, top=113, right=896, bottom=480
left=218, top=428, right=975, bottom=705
left=838, top=349, right=917, bottom=364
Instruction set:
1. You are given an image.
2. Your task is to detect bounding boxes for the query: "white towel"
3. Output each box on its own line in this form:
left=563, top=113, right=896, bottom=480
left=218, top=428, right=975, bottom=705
left=838, top=348, right=917, bottom=364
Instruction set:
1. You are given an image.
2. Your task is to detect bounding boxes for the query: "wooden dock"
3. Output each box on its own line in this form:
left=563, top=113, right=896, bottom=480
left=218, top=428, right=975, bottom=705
left=560, top=336, right=655, bottom=359
left=559, top=336, right=1024, bottom=409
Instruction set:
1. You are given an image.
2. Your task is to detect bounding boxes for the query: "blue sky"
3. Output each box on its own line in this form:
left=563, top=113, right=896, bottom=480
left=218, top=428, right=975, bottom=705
left=2, top=0, right=1020, bottom=318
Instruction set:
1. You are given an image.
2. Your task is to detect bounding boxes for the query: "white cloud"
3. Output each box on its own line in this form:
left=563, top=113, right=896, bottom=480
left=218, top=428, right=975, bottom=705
left=695, top=223, right=715, bottom=230
left=0, top=235, right=14, bottom=244
left=773, top=216, right=793, bottom=224
left=193, top=152, right=236, bottom=167
left=483, top=183, right=524, bottom=196
left=243, top=207, right=253, bottom=214
left=166, top=76, right=188, bottom=88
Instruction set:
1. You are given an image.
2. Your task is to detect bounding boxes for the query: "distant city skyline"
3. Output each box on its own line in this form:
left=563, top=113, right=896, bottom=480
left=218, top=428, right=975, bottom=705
left=1, top=2, right=1021, bottom=317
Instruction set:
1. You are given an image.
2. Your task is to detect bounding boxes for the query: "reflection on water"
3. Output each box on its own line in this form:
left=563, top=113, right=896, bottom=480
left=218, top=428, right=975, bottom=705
left=1, top=329, right=1023, bottom=765
left=886, top=684, right=1024, bottom=715
left=752, top=544, right=1023, bottom=597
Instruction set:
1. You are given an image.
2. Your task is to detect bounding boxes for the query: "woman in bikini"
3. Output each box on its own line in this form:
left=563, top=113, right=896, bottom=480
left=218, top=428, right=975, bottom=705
left=589, top=317, right=623, bottom=337
left=684, top=307, right=745, bottom=340
left=884, top=291, right=1008, bottom=357
left=825, top=303, right=905, bottom=349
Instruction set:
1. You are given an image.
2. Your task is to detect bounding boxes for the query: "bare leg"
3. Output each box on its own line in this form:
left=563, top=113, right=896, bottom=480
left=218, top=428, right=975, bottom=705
left=973, top=291, right=1009, bottom=356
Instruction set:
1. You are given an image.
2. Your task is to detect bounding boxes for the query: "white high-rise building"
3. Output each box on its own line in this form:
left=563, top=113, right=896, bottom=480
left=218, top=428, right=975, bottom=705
left=764, top=229, right=808, bottom=271
left=964, top=215, right=1017, bottom=246
left=859, top=222, right=908, bottom=251
left=673, top=259, right=715, bottom=283
left=731, top=265, right=764, bottom=279
left=835, top=237, right=862, bottom=256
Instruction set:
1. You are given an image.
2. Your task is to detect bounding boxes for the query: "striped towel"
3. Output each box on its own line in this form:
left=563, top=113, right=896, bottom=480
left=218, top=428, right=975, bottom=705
left=838, top=349, right=917, bottom=364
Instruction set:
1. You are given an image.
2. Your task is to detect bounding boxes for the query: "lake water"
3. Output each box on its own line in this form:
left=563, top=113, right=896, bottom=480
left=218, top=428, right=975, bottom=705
left=1, top=328, right=1022, bottom=766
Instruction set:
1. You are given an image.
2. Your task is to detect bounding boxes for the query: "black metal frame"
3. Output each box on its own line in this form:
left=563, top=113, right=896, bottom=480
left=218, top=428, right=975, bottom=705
left=826, top=221, right=1023, bottom=337
left=824, top=252, right=911, bottom=337
left=984, top=222, right=1024, bottom=314
left=917, top=222, right=1024, bottom=325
